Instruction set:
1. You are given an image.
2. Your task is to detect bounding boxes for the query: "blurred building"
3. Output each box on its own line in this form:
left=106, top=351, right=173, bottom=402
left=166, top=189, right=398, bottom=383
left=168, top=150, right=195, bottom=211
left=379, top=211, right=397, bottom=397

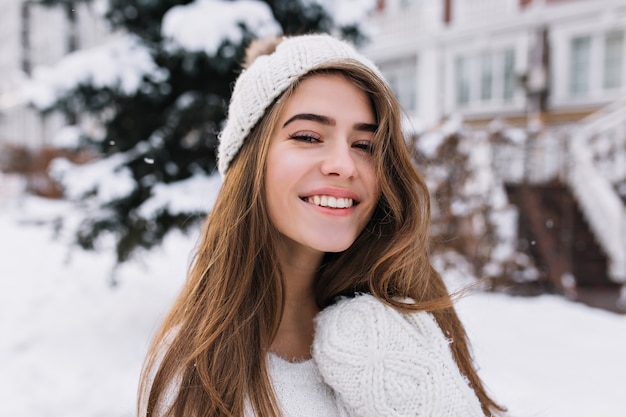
left=0, top=0, right=110, bottom=149
left=367, top=0, right=626, bottom=307
left=366, top=0, right=625, bottom=127
left=0, top=0, right=110, bottom=197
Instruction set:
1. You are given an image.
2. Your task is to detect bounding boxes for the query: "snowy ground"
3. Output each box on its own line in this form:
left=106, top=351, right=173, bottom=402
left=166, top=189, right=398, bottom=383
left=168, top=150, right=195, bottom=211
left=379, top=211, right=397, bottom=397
left=1, top=196, right=625, bottom=417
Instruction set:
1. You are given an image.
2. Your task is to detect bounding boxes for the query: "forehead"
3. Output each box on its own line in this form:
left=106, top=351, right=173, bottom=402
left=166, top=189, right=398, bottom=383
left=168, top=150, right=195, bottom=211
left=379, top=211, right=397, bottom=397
left=279, top=73, right=375, bottom=123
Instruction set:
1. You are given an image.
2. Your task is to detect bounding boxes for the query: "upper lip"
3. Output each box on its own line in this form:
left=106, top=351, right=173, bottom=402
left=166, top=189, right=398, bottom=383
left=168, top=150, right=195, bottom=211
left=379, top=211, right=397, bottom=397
left=300, top=187, right=360, bottom=203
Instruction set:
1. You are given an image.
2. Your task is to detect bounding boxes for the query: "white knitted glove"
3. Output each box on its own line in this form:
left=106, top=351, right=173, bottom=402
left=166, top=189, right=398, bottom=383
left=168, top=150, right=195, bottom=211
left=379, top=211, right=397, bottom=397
left=312, top=294, right=485, bottom=417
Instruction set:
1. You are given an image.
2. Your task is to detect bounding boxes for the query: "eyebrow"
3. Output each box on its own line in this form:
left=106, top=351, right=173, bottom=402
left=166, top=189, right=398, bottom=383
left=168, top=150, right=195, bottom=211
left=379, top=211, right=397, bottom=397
left=283, top=113, right=378, bottom=133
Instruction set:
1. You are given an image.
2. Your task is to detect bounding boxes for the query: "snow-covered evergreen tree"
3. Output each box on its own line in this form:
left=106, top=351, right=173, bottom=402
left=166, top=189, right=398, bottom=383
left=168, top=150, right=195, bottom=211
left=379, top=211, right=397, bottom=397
left=27, top=0, right=375, bottom=267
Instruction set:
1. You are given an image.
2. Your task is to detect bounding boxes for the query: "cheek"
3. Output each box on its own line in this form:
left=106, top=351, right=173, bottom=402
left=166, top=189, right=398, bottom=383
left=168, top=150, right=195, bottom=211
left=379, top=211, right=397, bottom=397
left=363, top=164, right=382, bottom=220
left=264, top=173, right=284, bottom=235
left=265, top=146, right=302, bottom=221
left=362, top=161, right=380, bottom=198
left=265, top=155, right=282, bottom=209
left=266, top=149, right=295, bottom=195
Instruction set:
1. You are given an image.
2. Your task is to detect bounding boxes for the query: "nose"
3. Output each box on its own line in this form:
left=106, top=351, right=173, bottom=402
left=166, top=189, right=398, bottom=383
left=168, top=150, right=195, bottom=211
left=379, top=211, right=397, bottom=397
left=320, top=140, right=356, bottom=178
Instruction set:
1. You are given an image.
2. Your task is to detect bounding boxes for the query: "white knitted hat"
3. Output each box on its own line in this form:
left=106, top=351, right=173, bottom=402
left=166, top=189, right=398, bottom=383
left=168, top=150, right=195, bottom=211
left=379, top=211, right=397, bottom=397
left=217, top=33, right=383, bottom=175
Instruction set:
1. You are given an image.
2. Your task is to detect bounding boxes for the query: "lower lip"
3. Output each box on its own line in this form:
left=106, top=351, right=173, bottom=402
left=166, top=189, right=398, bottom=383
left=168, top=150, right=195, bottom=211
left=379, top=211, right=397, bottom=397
left=303, top=200, right=356, bottom=216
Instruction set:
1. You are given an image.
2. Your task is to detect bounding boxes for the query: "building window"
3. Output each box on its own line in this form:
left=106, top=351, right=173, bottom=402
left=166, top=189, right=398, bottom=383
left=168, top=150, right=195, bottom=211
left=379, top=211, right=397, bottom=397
left=604, top=31, right=624, bottom=90
left=455, top=48, right=515, bottom=107
left=570, top=35, right=591, bottom=96
left=503, top=49, right=515, bottom=101
left=380, top=57, right=417, bottom=111
left=456, top=56, right=470, bottom=106
left=480, top=52, right=493, bottom=101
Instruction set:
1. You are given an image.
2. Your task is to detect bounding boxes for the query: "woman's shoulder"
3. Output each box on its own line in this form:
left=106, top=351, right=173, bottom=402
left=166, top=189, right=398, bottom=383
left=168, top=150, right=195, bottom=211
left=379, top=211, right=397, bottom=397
left=314, top=293, right=447, bottom=347
left=312, top=293, right=484, bottom=417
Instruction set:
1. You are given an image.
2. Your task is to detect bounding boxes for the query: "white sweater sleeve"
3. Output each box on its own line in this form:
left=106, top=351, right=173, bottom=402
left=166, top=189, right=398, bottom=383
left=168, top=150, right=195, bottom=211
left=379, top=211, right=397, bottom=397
left=312, top=294, right=485, bottom=417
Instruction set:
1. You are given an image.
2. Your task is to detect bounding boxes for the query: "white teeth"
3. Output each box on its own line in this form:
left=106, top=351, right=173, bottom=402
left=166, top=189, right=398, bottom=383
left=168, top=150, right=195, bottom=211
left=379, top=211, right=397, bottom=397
left=306, top=195, right=354, bottom=208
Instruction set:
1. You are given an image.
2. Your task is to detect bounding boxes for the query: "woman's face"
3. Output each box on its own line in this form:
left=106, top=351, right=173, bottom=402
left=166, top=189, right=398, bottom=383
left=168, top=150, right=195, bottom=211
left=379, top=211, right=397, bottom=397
left=265, top=73, right=380, bottom=256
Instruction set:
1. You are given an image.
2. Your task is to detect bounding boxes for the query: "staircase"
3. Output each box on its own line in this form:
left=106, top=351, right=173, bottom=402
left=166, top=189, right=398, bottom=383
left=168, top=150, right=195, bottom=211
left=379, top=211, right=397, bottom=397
left=506, top=183, right=614, bottom=290
left=492, top=95, right=626, bottom=297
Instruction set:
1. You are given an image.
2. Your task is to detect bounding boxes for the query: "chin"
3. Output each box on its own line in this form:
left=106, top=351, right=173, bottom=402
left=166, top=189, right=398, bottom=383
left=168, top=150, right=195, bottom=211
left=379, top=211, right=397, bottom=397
left=315, top=240, right=357, bottom=254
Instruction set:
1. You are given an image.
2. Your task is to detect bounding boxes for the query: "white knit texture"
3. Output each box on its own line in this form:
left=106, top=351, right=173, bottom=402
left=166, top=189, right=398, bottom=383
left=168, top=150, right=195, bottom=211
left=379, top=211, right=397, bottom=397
left=141, top=350, right=340, bottom=417
left=217, top=34, right=382, bottom=174
left=255, top=354, right=340, bottom=417
left=312, top=294, right=486, bottom=417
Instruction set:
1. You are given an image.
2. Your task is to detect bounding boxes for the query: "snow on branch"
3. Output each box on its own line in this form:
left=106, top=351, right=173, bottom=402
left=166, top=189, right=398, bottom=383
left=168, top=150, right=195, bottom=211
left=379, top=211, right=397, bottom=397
left=306, top=0, right=377, bottom=27
left=161, top=0, right=281, bottom=56
left=50, top=153, right=136, bottom=204
left=23, top=36, right=168, bottom=110
left=137, top=173, right=222, bottom=219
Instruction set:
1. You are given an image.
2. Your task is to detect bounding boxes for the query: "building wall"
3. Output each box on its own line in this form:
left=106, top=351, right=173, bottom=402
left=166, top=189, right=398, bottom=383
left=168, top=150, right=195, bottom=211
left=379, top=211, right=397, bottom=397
left=2, top=0, right=624, bottom=146
left=549, top=3, right=626, bottom=109
left=364, top=0, right=626, bottom=128
left=0, top=0, right=111, bottom=149
left=0, top=0, right=27, bottom=96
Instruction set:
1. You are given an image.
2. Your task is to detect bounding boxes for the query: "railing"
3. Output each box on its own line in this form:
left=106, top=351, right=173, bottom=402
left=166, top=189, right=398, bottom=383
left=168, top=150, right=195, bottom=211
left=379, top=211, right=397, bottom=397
left=491, top=126, right=568, bottom=184
left=566, top=96, right=626, bottom=282
left=367, top=3, right=442, bottom=43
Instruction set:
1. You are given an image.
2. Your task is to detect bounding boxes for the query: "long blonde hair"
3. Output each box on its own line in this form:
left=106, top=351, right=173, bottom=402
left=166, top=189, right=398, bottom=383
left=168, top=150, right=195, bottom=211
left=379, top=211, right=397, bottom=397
left=138, top=53, right=505, bottom=417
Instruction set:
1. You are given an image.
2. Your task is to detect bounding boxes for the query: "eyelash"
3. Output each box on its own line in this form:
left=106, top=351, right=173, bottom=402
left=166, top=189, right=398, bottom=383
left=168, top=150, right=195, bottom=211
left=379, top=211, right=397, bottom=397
left=288, top=133, right=320, bottom=142
left=288, top=133, right=374, bottom=154
left=354, top=142, right=374, bottom=154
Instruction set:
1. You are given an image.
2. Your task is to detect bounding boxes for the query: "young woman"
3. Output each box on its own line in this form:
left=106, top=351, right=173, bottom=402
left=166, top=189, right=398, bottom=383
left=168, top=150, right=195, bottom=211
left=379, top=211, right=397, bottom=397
left=138, top=34, right=505, bottom=417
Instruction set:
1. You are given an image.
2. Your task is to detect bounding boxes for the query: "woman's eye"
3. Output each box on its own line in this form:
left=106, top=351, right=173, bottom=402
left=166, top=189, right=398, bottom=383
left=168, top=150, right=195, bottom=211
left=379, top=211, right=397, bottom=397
left=354, top=141, right=374, bottom=154
left=288, top=132, right=320, bottom=143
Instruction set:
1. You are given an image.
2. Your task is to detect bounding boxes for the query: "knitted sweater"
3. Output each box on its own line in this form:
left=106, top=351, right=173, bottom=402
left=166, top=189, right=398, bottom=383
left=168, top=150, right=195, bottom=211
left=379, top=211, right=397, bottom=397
left=312, top=294, right=485, bottom=417
left=261, top=354, right=339, bottom=417
left=143, top=295, right=484, bottom=417
left=141, top=351, right=339, bottom=417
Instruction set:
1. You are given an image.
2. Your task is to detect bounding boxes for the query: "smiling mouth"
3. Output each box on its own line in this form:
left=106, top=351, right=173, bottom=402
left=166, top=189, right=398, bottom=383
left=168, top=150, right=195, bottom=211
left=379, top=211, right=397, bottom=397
left=302, top=195, right=355, bottom=209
